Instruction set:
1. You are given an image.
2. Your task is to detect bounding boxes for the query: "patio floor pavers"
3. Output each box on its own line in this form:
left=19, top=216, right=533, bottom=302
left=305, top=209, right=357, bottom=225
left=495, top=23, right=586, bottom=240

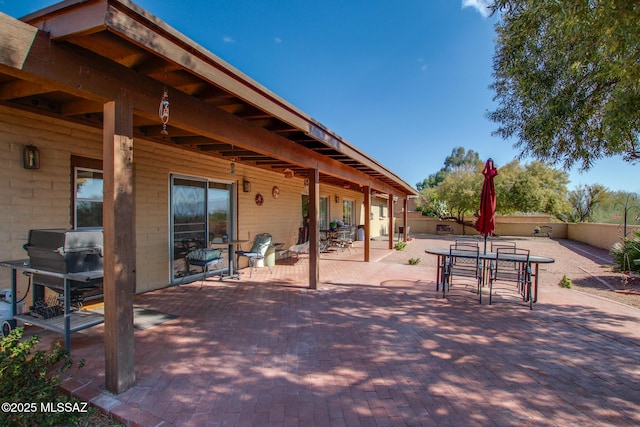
left=23, top=238, right=640, bottom=426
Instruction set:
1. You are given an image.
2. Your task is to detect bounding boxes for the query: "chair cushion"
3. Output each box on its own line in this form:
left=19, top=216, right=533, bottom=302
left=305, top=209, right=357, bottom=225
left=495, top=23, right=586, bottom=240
left=187, top=248, right=222, bottom=263
left=249, top=235, right=272, bottom=255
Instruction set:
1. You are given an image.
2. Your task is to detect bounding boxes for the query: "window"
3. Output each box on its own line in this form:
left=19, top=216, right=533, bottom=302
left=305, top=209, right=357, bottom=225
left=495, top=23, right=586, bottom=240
left=342, top=200, right=354, bottom=225
left=319, top=196, right=328, bottom=230
left=74, top=167, right=103, bottom=229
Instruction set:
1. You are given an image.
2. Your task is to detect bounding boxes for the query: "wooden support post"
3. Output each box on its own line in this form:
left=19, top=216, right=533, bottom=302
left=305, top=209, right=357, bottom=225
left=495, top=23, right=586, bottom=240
left=103, top=98, right=136, bottom=394
left=364, top=186, right=371, bottom=262
left=403, top=198, right=408, bottom=242
left=308, top=168, right=319, bottom=289
left=388, top=194, right=394, bottom=250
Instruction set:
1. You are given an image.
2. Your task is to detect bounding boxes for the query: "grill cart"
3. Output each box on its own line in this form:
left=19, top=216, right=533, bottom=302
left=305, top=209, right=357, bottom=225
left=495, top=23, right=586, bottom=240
left=0, top=229, right=105, bottom=353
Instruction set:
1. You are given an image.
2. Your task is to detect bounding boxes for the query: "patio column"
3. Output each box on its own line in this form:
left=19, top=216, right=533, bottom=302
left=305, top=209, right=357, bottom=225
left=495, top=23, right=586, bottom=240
left=308, top=168, right=319, bottom=289
left=403, top=198, right=408, bottom=241
left=388, top=194, right=394, bottom=250
left=103, top=97, right=136, bottom=394
left=364, top=186, right=371, bottom=262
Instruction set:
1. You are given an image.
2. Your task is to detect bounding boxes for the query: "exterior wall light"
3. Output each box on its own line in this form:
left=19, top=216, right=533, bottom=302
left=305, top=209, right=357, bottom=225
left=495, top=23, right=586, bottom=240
left=23, top=145, right=40, bottom=169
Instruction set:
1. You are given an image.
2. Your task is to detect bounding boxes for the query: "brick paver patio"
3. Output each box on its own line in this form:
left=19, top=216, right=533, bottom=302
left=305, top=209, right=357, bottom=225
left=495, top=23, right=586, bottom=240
left=25, top=237, right=640, bottom=426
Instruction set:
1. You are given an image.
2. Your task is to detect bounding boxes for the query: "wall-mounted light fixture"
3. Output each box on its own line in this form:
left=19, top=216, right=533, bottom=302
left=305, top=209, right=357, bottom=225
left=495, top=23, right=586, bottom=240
left=334, top=195, right=339, bottom=203
left=243, top=179, right=251, bottom=193
left=23, top=145, right=40, bottom=169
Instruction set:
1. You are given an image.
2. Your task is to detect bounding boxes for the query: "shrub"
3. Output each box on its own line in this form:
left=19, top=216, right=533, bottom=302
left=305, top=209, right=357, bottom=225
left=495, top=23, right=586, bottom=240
left=408, top=257, right=421, bottom=265
left=610, top=230, right=640, bottom=273
left=0, top=327, right=88, bottom=427
left=394, top=241, right=407, bottom=250
left=559, top=275, right=572, bottom=289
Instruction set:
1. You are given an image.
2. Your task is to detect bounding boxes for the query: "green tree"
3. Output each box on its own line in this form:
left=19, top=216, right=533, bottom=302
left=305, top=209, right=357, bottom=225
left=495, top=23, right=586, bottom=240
left=416, top=147, right=482, bottom=190
left=416, top=187, right=449, bottom=218
left=591, top=191, right=640, bottom=226
left=568, top=184, right=608, bottom=222
left=420, top=156, right=570, bottom=218
left=494, top=160, right=570, bottom=215
left=488, top=0, right=640, bottom=170
left=435, top=167, right=482, bottom=223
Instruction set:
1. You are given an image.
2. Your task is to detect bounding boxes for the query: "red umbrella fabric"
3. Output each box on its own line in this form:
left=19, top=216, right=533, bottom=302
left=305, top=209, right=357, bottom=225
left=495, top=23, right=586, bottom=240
left=476, top=159, right=498, bottom=238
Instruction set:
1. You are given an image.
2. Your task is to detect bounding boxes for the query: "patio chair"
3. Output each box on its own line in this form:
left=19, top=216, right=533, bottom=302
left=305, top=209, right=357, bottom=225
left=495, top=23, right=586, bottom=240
left=490, top=240, right=516, bottom=252
left=397, top=225, right=410, bottom=242
left=442, top=241, right=482, bottom=299
left=281, top=241, right=310, bottom=260
left=489, top=247, right=531, bottom=306
left=333, top=226, right=355, bottom=252
left=185, top=247, right=223, bottom=289
left=236, top=233, right=272, bottom=277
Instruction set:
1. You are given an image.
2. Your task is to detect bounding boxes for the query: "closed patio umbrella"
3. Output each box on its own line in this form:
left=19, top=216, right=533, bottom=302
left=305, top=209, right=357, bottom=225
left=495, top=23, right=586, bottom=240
left=476, top=158, right=498, bottom=252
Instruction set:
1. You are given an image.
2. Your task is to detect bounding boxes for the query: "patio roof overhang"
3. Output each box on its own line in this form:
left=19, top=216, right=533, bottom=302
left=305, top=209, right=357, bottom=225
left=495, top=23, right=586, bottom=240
left=0, top=0, right=417, bottom=198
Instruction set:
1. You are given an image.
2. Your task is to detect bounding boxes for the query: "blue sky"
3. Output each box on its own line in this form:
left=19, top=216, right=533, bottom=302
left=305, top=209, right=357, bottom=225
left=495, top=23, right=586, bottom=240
left=1, top=0, right=637, bottom=193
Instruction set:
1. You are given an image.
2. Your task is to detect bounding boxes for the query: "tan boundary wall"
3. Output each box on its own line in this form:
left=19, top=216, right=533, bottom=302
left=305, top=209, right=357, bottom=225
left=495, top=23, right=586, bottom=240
left=0, top=106, right=367, bottom=294
left=567, top=223, right=640, bottom=251
left=398, top=212, right=640, bottom=251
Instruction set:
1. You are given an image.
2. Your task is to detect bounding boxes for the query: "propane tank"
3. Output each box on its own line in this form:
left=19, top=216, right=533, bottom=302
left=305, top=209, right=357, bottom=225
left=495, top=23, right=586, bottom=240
left=0, top=289, right=23, bottom=337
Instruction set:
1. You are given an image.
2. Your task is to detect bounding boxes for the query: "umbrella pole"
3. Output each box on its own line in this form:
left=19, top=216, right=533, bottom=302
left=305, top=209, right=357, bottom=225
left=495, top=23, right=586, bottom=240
left=484, top=234, right=487, bottom=254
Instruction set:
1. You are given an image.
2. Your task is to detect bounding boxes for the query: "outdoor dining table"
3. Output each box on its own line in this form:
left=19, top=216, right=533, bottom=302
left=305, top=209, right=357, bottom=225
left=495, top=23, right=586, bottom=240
left=424, top=248, right=555, bottom=309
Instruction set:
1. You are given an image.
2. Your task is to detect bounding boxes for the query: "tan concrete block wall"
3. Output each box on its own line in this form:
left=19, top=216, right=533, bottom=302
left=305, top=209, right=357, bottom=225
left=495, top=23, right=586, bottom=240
left=369, top=198, right=390, bottom=237
left=3, top=104, right=634, bottom=295
left=0, top=106, right=369, bottom=292
left=0, top=106, right=102, bottom=297
left=132, top=139, right=314, bottom=289
left=568, top=222, right=640, bottom=251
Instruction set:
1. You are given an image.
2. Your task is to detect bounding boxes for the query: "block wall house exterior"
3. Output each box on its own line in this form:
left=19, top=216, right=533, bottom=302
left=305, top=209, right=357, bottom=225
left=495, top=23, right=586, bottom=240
left=0, top=0, right=416, bottom=393
left=367, top=195, right=395, bottom=237
left=0, top=105, right=380, bottom=294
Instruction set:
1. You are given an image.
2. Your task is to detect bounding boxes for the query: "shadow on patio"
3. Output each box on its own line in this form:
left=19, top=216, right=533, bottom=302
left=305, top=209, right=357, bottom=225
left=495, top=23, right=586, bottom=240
left=24, top=237, right=640, bottom=426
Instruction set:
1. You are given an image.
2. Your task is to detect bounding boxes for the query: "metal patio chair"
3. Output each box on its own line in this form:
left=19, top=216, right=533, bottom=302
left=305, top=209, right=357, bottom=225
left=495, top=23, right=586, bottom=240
left=236, top=233, right=272, bottom=277
left=488, top=247, right=531, bottom=307
left=442, top=240, right=482, bottom=300
left=181, top=241, right=224, bottom=288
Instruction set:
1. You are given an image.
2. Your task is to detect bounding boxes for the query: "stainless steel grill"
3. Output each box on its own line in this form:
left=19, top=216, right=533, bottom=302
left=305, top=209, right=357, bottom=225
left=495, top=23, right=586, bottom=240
left=24, top=229, right=104, bottom=301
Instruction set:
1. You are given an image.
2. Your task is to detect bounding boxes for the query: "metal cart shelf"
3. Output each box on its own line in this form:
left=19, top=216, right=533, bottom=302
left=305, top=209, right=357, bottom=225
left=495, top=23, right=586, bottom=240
left=0, top=259, right=104, bottom=353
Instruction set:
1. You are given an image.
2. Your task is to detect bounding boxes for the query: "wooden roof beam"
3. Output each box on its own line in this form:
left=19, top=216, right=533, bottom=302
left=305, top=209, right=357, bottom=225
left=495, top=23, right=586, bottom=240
left=60, top=98, right=103, bottom=115
left=0, top=80, right=51, bottom=100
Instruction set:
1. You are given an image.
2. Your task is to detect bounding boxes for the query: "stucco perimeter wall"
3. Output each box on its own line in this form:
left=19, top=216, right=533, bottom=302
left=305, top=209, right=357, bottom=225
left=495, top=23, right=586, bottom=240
left=402, top=213, right=561, bottom=238
left=567, top=222, right=640, bottom=251
left=401, top=212, right=640, bottom=251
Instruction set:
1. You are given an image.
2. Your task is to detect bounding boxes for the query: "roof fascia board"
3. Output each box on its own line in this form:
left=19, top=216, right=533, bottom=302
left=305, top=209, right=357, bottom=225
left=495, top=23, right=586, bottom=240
left=22, top=0, right=110, bottom=39
left=307, top=122, right=416, bottom=194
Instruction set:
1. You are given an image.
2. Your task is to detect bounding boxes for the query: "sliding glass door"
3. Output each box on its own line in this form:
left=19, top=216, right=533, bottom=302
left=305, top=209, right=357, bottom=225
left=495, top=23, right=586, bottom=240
left=170, top=175, right=234, bottom=283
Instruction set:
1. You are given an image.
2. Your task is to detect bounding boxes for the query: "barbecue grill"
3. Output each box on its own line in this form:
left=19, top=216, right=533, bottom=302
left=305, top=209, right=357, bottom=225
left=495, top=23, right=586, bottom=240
left=24, top=229, right=104, bottom=301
